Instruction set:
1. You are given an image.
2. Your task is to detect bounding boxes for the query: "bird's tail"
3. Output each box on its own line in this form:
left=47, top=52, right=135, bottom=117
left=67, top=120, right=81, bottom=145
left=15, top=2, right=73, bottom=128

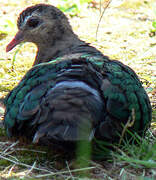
left=32, top=80, right=104, bottom=145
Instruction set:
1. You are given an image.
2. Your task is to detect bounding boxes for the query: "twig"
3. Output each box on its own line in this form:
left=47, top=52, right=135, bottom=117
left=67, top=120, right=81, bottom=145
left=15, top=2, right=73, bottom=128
left=7, top=154, right=19, bottom=162
left=96, top=0, right=112, bottom=40
left=11, top=43, right=24, bottom=71
left=25, top=161, right=36, bottom=176
left=66, top=161, right=74, bottom=180
left=35, top=166, right=95, bottom=178
left=1, top=165, right=12, bottom=174
left=15, top=148, right=46, bottom=154
left=0, top=154, right=53, bottom=174
left=1, top=141, right=19, bottom=155
left=8, top=164, right=16, bottom=177
left=119, top=108, right=135, bottom=145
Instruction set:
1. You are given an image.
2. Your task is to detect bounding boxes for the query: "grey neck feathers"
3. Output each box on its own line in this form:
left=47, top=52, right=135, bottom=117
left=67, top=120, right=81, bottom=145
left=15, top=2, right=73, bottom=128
left=33, top=34, right=86, bottom=66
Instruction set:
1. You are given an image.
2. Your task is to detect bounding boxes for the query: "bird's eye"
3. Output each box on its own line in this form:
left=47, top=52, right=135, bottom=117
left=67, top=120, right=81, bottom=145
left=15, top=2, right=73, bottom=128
left=27, top=18, right=40, bottom=28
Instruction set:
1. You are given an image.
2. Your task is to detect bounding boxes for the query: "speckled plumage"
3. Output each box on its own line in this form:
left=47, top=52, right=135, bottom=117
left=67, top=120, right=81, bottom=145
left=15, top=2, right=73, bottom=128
left=4, top=4, right=152, bottom=153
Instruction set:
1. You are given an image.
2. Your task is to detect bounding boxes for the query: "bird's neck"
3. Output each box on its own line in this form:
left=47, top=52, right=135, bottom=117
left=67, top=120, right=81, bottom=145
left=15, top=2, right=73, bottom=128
left=33, top=34, right=86, bottom=66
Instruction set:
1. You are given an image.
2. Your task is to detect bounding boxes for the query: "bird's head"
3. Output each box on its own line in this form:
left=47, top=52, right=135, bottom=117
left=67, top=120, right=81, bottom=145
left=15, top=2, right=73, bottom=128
left=6, top=4, right=73, bottom=52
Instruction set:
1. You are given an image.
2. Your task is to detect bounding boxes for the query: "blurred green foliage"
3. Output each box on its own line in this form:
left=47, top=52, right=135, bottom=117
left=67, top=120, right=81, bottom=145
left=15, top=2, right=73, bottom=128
left=57, top=0, right=92, bottom=16
left=150, top=5, right=156, bottom=36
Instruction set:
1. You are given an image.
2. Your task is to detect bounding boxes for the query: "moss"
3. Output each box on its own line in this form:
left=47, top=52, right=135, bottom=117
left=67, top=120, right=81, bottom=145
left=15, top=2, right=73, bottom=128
left=0, top=159, right=11, bottom=166
left=0, top=128, right=6, bottom=137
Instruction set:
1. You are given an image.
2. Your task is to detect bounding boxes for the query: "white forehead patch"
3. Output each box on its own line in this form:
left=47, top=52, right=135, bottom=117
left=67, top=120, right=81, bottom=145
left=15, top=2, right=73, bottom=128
left=21, top=15, right=32, bottom=28
left=21, top=11, right=39, bottom=28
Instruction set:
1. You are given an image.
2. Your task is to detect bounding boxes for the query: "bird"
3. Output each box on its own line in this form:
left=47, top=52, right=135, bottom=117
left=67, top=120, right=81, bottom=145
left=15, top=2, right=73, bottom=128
left=4, top=4, right=152, bottom=153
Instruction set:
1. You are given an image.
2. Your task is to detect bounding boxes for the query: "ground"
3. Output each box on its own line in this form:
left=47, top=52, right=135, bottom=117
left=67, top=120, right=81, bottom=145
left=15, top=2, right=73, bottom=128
left=0, top=0, right=156, bottom=179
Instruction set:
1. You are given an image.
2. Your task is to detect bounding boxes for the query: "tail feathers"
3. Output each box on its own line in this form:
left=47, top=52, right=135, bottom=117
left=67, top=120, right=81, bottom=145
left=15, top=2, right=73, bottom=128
left=33, top=124, right=95, bottom=143
left=30, top=81, right=104, bottom=143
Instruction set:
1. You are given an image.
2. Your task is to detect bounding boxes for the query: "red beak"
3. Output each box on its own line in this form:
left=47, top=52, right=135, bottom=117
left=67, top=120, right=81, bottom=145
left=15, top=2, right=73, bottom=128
left=6, top=31, right=24, bottom=52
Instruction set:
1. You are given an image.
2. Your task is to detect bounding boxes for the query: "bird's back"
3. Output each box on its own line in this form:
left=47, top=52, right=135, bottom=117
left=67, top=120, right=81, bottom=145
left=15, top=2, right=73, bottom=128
left=4, top=52, right=104, bottom=145
left=4, top=46, right=152, bottom=149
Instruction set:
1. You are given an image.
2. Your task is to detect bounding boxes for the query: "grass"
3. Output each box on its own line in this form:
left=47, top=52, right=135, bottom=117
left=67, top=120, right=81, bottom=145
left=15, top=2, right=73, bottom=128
left=0, top=0, right=156, bottom=179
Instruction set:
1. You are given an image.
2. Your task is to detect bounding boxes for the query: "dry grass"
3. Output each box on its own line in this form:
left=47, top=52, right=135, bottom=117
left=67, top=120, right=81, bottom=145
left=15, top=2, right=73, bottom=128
left=0, top=0, right=156, bottom=179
